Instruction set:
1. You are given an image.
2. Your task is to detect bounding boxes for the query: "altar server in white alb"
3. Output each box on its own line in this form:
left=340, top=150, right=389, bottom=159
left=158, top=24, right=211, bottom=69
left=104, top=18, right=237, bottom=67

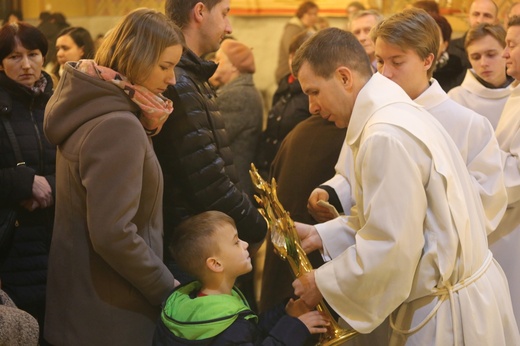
left=290, top=26, right=519, bottom=345
left=490, top=14, right=520, bottom=332
left=308, top=9, right=507, bottom=240
left=448, top=23, right=513, bottom=129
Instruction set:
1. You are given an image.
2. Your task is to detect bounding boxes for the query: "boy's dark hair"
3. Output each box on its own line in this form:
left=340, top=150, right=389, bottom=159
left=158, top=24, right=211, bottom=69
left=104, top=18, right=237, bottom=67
left=166, top=0, right=222, bottom=29
left=52, top=27, right=96, bottom=78
left=292, top=27, right=372, bottom=79
left=170, top=211, right=236, bottom=279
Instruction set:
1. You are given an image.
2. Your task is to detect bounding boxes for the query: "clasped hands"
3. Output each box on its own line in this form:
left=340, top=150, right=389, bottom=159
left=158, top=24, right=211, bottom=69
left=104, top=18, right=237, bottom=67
left=20, top=175, right=53, bottom=211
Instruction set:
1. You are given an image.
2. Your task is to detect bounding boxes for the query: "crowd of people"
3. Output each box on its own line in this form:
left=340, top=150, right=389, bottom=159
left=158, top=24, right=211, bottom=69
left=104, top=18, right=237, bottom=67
left=1, top=0, right=520, bottom=345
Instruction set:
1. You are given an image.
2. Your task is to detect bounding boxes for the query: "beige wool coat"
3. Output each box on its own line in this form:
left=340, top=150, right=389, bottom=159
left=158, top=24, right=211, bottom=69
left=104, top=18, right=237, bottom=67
left=43, top=62, right=175, bottom=346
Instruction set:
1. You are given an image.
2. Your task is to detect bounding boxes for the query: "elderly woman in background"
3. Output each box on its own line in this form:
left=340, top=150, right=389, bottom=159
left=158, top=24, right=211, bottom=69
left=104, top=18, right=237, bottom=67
left=275, top=1, right=319, bottom=83
left=44, top=8, right=183, bottom=345
left=210, top=39, right=263, bottom=200
left=448, top=23, right=513, bottom=129
left=51, top=26, right=95, bottom=84
left=0, top=21, right=55, bottom=345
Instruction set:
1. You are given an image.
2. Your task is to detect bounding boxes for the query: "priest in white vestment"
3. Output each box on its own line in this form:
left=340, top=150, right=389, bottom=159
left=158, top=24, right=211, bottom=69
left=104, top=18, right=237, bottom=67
left=290, top=20, right=519, bottom=346
left=310, top=15, right=507, bottom=239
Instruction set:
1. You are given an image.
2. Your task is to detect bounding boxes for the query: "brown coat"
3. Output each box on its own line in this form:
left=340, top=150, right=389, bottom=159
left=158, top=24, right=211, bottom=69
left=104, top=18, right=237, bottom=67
left=260, top=115, right=346, bottom=313
left=43, top=63, right=175, bottom=345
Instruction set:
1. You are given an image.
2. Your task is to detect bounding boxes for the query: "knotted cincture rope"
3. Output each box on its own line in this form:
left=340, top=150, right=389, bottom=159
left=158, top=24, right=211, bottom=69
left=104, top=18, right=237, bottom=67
left=390, top=250, right=493, bottom=346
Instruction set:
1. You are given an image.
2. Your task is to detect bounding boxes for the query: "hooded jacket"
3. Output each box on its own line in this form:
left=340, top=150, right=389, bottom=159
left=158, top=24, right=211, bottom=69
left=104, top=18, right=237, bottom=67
left=153, top=281, right=310, bottom=346
left=44, top=62, right=174, bottom=346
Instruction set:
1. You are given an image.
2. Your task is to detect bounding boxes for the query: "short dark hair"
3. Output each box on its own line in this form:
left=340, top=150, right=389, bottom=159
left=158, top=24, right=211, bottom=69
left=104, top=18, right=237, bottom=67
left=508, top=15, right=520, bottom=28
left=412, top=0, right=440, bottom=15
left=292, top=27, right=372, bottom=80
left=0, top=22, right=48, bottom=61
left=39, top=11, right=52, bottom=22
left=432, top=14, right=453, bottom=43
left=465, top=23, right=506, bottom=48
left=296, top=1, right=319, bottom=19
left=52, top=27, right=96, bottom=78
left=170, top=211, right=236, bottom=279
left=57, top=27, right=95, bottom=59
left=51, top=12, right=68, bottom=26
left=165, top=0, right=222, bottom=29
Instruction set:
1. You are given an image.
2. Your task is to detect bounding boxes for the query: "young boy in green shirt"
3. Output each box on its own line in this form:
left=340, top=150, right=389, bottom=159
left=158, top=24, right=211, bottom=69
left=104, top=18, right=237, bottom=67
left=153, top=210, right=329, bottom=345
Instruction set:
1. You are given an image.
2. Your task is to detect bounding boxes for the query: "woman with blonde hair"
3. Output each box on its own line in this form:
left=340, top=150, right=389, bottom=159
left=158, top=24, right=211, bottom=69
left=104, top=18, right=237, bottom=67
left=44, top=8, right=184, bottom=345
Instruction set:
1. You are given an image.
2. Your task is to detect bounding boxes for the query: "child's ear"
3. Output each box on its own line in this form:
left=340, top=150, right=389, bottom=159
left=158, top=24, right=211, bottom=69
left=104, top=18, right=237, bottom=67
left=206, top=257, right=224, bottom=273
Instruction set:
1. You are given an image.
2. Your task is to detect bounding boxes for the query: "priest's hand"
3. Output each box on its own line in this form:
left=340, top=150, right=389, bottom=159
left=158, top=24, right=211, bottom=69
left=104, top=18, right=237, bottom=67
left=293, top=271, right=322, bottom=309
left=295, top=222, right=323, bottom=254
left=308, top=188, right=335, bottom=222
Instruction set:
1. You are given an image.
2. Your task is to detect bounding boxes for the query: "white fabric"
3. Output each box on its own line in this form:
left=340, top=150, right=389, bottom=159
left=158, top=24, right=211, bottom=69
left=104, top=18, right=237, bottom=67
left=319, top=79, right=507, bottom=238
left=448, top=70, right=511, bottom=129
left=322, top=145, right=353, bottom=214
left=415, top=79, right=507, bottom=234
left=489, top=83, right=520, bottom=329
left=314, top=73, right=519, bottom=345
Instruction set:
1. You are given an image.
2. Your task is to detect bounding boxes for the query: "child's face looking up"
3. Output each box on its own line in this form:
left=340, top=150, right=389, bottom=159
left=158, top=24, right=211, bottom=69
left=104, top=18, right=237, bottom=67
left=214, top=224, right=252, bottom=278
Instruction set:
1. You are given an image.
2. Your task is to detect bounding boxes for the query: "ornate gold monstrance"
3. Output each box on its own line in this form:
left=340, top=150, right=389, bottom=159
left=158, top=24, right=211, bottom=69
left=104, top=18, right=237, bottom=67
left=250, top=164, right=358, bottom=346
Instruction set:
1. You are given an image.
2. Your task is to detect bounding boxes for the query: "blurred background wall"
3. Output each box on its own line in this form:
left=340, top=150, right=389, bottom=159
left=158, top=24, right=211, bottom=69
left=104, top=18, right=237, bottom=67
left=1, top=0, right=516, bottom=110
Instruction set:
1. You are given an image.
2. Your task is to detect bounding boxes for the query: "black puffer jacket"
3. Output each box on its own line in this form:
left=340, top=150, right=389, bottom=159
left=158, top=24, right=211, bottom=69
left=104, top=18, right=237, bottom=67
left=153, top=50, right=267, bottom=261
left=254, top=74, right=310, bottom=179
left=0, top=71, right=55, bottom=325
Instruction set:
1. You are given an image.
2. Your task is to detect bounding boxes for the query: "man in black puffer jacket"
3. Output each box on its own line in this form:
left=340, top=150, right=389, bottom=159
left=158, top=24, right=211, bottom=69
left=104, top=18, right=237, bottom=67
left=153, top=0, right=267, bottom=287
